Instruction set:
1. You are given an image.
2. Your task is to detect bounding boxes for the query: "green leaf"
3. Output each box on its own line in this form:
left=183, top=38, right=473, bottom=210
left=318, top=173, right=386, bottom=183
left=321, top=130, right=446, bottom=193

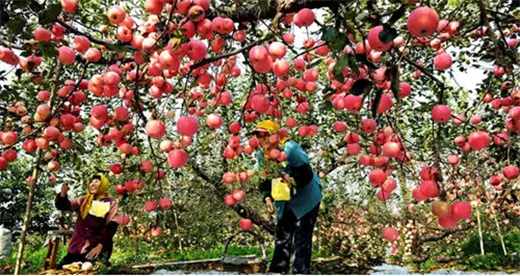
left=322, top=28, right=337, bottom=42
left=105, top=43, right=135, bottom=53
left=350, top=79, right=372, bottom=96
left=355, top=54, right=376, bottom=69
left=38, top=3, right=61, bottom=25
left=371, top=89, right=382, bottom=118
left=378, top=26, right=398, bottom=44
left=6, top=15, right=24, bottom=35
left=330, top=33, right=347, bottom=52
left=259, top=0, right=270, bottom=11
left=333, top=54, right=349, bottom=83
left=322, top=28, right=347, bottom=52
left=155, top=21, right=165, bottom=31
left=15, top=69, right=23, bottom=80
left=319, top=100, right=333, bottom=111
left=0, top=7, right=10, bottom=26
left=263, top=32, right=275, bottom=41
left=347, top=54, right=360, bottom=75
left=38, top=41, right=58, bottom=58
left=389, top=66, right=400, bottom=102
left=355, top=11, right=369, bottom=22
left=480, top=54, right=495, bottom=62
left=448, top=0, right=459, bottom=7
left=344, top=10, right=355, bottom=21
left=12, top=0, right=29, bottom=9
left=173, top=29, right=184, bottom=39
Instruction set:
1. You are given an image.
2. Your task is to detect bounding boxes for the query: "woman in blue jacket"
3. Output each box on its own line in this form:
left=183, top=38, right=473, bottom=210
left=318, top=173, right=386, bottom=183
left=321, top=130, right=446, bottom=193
left=252, top=120, right=322, bottom=274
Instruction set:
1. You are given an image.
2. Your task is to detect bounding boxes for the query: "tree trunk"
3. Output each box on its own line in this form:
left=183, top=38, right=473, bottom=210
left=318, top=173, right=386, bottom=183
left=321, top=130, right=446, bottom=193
left=190, top=161, right=276, bottom=235
left=412, top=224, right=472, bottom=263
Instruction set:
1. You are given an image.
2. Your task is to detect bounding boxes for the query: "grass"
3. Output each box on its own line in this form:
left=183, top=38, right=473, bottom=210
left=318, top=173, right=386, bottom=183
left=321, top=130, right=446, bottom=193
left=0, top=240, right=331, bottom=274
left=1, top=245, right=271, bottom=274
left=109, top=240, right=333, bottom=267
left=0, top=244, right=68, bottom=274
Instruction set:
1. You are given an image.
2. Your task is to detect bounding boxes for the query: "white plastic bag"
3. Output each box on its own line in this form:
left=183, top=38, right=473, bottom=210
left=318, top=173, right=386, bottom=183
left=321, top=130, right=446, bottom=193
left=0, top=225, right=12, bottom=258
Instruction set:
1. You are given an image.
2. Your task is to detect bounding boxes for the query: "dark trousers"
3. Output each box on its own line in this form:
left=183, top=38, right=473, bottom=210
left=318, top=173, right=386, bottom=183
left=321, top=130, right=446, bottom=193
left=269, top=203, right=320, bottom=274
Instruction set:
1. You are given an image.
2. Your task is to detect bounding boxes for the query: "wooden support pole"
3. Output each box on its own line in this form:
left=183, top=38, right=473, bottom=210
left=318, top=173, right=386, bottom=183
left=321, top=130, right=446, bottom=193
left=173, top=208, right=183, bottom=251
left=50, top=239, right=60, bottom=269
left=14, top=64, right=63, bottom=275
left=42, top=238, right=53, bottom=271
left=494, top=215, right=507, bottom=256
left=476, top=207, right=485, bottom=256
left=14, top=149, right=43, bottom=275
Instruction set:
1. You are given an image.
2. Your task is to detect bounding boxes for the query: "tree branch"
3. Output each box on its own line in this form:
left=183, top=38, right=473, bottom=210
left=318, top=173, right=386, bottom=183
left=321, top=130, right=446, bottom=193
left=189, top=160, right=276, bottom=235
left=477, top=0, right=517, bottom=65
left=417, top=223, right=471, bottom=244
left=189, top=38, right=268, bottom=71
left=0, top=39, right=25, bottom=51
left=222, top=0, right=342, bottom=23
left=412, top=223, right=472, bottom=263
left=56, top=20, right=136, bottom=52
left=394, top=47, right=446, bottom=103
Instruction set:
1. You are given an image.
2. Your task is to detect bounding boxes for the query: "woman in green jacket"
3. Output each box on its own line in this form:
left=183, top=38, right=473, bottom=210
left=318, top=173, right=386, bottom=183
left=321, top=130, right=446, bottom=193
left=252, top=120, right=322, bottom=274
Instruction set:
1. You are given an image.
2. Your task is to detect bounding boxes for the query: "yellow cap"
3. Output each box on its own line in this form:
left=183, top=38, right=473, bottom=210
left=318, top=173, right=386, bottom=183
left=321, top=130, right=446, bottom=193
left=253, top=120, right=280, bottom=135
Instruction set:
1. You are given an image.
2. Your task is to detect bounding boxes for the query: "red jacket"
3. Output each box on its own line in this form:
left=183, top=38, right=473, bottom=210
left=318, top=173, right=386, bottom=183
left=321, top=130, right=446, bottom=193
left=55, top=195, right=119, bottom=257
